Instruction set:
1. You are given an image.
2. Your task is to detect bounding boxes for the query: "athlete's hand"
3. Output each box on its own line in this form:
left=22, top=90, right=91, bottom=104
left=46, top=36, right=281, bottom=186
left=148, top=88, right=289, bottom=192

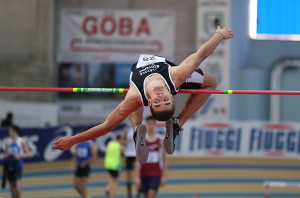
left=3, top=153, right=8, bottom=159
left=14, top=155, right=21, bottom=160
left=69, top=164, right=75, bottom=172
left=160, top=176, right=166, bottom=187
left=216, top=26, right=234, bottom=40
left=53, top=136, right=75, bottom=151
left=80, top=161, right=88, bottom=168
left=135, top=178, right=141, bottom=189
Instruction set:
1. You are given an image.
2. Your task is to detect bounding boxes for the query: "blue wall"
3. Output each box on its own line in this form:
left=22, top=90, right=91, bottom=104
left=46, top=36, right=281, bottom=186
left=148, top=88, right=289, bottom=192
left=230, top=0, right=300, bottom=121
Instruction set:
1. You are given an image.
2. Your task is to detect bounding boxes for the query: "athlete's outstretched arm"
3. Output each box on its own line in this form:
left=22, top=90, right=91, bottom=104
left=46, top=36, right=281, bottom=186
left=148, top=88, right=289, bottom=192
left=53, top=93, right=142, bottom=151
left=171, top=26, right=234, bottom=87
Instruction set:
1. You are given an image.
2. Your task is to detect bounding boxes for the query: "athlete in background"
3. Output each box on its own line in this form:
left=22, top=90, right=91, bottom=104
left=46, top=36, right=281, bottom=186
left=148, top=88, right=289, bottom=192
left=70, top=129, right=97, bottom=198
left=135, top=116, right=168, bottom=198
left=104, top=134, right=125, bottom=198
left=3, top=125, right=31, bottom=198
left=123, top=125, right=137, bottom=198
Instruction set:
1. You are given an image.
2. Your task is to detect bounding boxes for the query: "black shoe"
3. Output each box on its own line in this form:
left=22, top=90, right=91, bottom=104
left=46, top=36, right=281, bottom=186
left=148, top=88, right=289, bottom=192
left=163, top=117, right=183, bottom=154
left=134, top=124, right=149, bottom=164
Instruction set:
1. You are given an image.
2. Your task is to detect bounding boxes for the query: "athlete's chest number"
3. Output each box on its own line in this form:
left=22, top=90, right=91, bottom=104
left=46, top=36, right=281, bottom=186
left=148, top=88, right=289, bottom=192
left=143, top=56, right=156, bottom=62
left=77, top=147, right=88, bottom=157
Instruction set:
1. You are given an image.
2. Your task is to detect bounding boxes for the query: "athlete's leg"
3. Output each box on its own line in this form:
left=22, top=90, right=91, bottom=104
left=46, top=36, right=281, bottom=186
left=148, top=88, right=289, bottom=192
left=135, top=124, right=148, bottom=164
left=146, top=189, right=157, bottom=198
left=74, top=176, right=83, bottom=196
left=131, top=107, right=148, bottom=164
left=9, top=181, right=17, bottom=198
left=164, top=69, right=216, bottom=154
left=15, top=180, right=21, bottom=198
left=105, top=177, right=112, bottom=198
left=81, top=177, right=88, bottom=198
left=145, top=176, right=160, bottom=198
left=178, top=70, right=217, bottom=126
left=110, top=177, right=118, bottom=198
left=126, top=166, right=133, bottom=198
left=130, top=107, right=144, bottom=129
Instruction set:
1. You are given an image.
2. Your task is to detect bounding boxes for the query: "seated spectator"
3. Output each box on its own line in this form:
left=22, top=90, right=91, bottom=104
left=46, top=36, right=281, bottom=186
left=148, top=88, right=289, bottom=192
left=1, top=112, right=14, bottom=128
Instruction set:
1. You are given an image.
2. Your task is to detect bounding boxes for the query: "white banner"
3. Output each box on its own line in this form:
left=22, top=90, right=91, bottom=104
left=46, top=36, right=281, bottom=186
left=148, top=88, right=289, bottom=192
left=58, top=8, right=175, bottom=62
left=57, top=9, right=175, bottom=118
left=197, top=0, right=231, bottom=120
left=157, top=120, right=300, bottom=159
left=0, top=100, right=57, bottom=127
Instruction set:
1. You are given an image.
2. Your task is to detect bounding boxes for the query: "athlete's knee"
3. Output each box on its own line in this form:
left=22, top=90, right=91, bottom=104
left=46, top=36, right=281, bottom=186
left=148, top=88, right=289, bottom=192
left=205, top=74, right=217, bottom=90
left=202, top=70, right=217, bottom=90
left=210, top=75, right=217, bottom=90
left=74, top=183, right=79, bottom=189
left=73, top=180, right=80, bottom=189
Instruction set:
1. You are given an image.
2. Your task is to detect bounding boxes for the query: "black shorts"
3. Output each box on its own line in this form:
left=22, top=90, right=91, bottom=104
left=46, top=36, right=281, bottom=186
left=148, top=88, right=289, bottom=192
left=75, top=166, right=90, bottom=177
left=8, top=167, right=22, bottom=182
left=107, top=169, right=119, bottom=179
left=125, top=157, right=136, bottom=170
left=179, top=68, right=204, bottom=89
left=140, top=175, right=161, bottom=193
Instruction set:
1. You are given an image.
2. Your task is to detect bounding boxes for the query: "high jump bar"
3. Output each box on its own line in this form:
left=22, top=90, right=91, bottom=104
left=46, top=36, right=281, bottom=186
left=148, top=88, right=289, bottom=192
left=1, top=87, right=300, bottom=95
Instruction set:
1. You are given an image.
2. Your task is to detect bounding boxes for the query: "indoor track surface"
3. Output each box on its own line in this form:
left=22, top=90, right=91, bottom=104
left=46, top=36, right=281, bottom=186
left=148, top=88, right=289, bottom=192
left=1, top=157, right=300, bottom=198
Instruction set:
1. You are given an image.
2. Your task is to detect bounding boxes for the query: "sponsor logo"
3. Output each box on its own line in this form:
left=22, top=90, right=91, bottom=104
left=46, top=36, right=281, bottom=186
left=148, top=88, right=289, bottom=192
left=249, top=124, right=300, bottom=156
left=190, top=123, right=241, bottom=154
left=43, top=126, right=73, bottom=162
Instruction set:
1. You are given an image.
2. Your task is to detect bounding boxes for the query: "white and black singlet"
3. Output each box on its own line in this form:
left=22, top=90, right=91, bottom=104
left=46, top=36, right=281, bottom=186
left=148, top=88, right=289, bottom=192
left=130, top=54, right=204, bottom=106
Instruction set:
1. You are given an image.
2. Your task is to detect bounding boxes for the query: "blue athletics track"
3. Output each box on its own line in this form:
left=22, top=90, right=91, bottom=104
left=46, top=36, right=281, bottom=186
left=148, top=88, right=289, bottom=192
left=1, top=157, right=300, bottom=198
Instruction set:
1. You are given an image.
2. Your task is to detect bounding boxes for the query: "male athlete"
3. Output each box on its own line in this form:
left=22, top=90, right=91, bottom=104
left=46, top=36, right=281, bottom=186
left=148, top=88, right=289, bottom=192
left=54, top=26, right=234, bottom=164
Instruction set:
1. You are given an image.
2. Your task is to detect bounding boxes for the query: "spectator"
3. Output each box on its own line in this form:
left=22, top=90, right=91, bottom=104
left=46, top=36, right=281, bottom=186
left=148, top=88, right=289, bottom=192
left=104, top=134, right=125, bottom=198
left=135, top=116, right=168, bottom=198
left=70, top=129, right=97, bottom=198
left=122, top=125, right=137, bottom=198
left=2, top=125, right=31, bottom=198
left=1, top=112, right=14, bottom=128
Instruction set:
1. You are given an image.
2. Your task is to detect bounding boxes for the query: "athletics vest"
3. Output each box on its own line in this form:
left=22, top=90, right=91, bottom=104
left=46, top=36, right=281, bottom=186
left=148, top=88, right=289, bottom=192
left=130, top=54, right=179, bottom=106
left=140, top=136, right=163, bottom=176
left=76, top=141, right=92, bottom=167
left=6, top=137, right=24, bottom=168
left=104, top=141, right=121, bottom=171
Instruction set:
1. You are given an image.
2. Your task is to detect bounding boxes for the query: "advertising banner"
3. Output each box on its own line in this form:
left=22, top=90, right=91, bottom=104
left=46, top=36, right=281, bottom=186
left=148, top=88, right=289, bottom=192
left=57, top=8, right=175, bottom=117
left=0, top=123, right=126, bottom=163
left=57, top=9, right=175, bottom=93
left=58, top=9, right=175, bottom=63
left=2, top=120, right=298, bottom=164
left=159, top=121, right=300, bottom=158
left=197, top=0, right=231, bottom=120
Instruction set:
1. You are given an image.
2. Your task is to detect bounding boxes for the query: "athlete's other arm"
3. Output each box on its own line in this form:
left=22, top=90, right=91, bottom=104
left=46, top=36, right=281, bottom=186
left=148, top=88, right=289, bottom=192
left=171, top=26, right=234, bottom=87
left=3, top=141, right=9, bottom=159
left=89, top=142, right=98, bottom=164
left=21, top=140, right=31, bottom=159
left=53, top=88, right=143, bottom=151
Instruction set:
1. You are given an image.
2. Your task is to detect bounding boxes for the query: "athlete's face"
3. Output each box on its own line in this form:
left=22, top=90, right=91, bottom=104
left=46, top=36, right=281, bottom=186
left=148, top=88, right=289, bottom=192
left=146, top=119, right=156, bottom=132
left=148, top=88, right=174, bottom=112
left=8, top=127, right=17, bottom=138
